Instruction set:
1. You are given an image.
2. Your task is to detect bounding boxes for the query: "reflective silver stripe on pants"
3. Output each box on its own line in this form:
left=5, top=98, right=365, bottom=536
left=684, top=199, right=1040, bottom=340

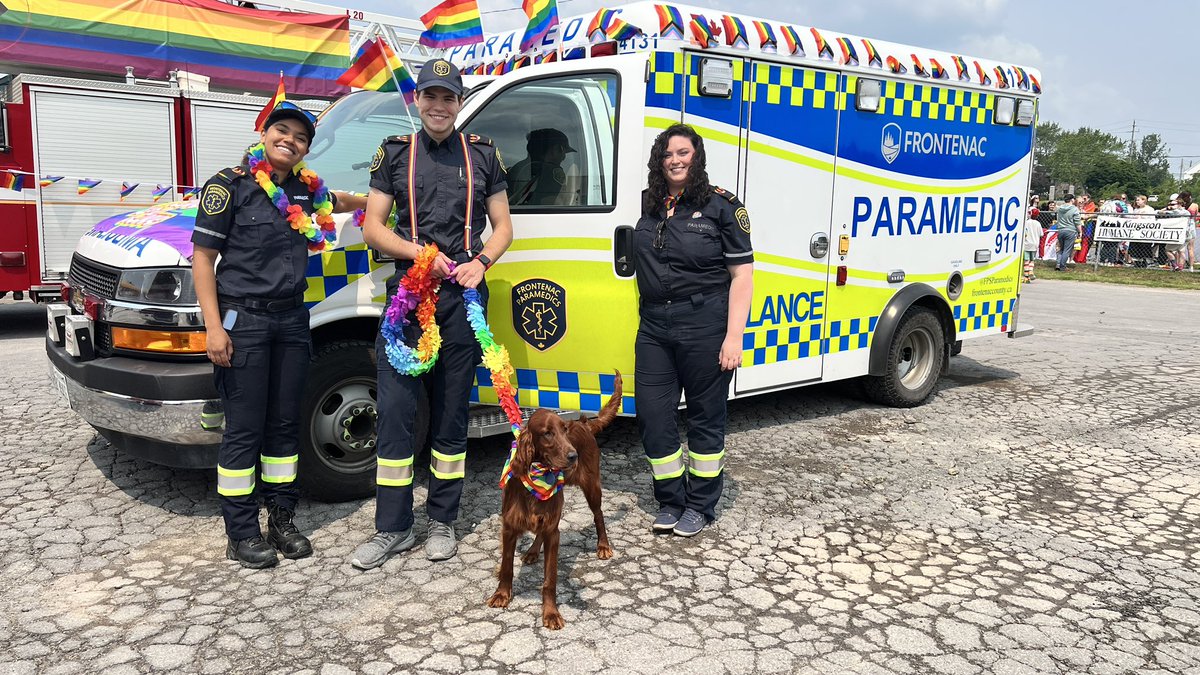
left=430, top=449, right=466, bottom=480
left=688, top=449, right=725, bottom=478
left=260, top=454, right=298, bottom=484
left=217, top=464, right=255, bottom=497
left=377, top=456, right=414, bottom=487
left=648, top=446, right=685, bottom=480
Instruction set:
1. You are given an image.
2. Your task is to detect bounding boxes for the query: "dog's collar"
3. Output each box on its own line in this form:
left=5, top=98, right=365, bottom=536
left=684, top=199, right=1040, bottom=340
left=500, top=451, right=564, bottom=501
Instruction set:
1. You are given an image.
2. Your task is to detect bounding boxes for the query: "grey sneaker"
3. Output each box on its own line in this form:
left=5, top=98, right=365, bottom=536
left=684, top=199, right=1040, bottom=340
left=672, top=508, right=707, bottom=537
left=651, top=506, right=683, bottom=533
left=349, top=529, right=415, bottom=570
left=425, top=520, right=457, bottom=561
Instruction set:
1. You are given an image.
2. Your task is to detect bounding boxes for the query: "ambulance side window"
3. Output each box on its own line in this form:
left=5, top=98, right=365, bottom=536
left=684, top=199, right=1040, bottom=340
left=465, top=73, right=617, bottom=211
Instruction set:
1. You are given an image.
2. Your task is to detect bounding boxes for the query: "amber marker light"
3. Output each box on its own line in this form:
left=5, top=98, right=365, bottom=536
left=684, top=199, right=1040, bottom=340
left=111, top=327, right=208, bottom=354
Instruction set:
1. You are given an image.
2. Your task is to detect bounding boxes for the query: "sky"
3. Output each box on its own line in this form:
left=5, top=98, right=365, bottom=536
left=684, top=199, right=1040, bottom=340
left=352, top=0, right=1200, bottom=176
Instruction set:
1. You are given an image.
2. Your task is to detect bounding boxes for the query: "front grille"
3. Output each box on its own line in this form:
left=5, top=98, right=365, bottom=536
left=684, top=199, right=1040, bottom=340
left=68, top=254, right=120, bottom=300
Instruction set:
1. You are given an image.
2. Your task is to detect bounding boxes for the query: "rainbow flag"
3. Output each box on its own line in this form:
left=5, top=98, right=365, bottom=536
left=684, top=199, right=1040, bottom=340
left=753, top=21, right=776, bottom=52
left=606, top=16, right=641, bottom=41
left=973, top=60, right=991, bottom=86
left=1029, top=73, right=1041, bottom=94
left=512, top=54, right=532, bottom=70
left=152, top=184, right=173, bottom=202
left=534, top=49, right=558, bottom=64
left=656, top=4, right=685, bottom=40
left=420, top=0, right=484, bottom=48
left=520, top=0, right=558, bottom=52
left=780, top=25, right=803, bottom=56
left=910, top=54, right=929, bottom=78
left=811, top=28, right=834, bottom=60
left=993, top=66, right=1009, bottom=89
left=952, top=55, right=970, bottom=81
left=77, top=178, right=102, bottom=195
left=39, top=175, right=64, bottom=188
left=255, top=72, right=286, bottom=132
left=183, top=187, right=200, bottom=200
left=338, top=38, right=417, bottom=103
left=1, top=171, right=24, bottom=192
left=721, top=15, right=748, bottom=48
left=860, top=39, right=882, bottom=68
left=929, top=58, right=948, bottom=79
left=588, top=8, right=617, bottom=42
left=689, top=14, right=717, bottom=48
left=886, top=55, right=906, bottom=75
left=836, top=37, right=858, bottom=66
left=1012, top=66, right=1029, bottom=91
left=0, top=0, right=350, bottom=97
left=119, top=182, right=140, bottom=202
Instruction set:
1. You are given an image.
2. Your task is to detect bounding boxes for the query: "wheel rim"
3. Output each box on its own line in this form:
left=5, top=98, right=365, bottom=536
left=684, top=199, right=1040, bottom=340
left=896, top=326, right=937, bottom=391
left=309, top=378, right=378, bottom=475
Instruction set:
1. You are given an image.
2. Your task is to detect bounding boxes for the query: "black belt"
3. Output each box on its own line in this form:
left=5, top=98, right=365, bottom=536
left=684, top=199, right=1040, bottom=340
left=219, top=293, right=305, bottom=312
left=640, top=291, right=717, bottom=308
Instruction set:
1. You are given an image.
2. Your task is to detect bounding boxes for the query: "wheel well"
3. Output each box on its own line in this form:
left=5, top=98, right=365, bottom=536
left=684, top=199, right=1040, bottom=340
left=311, top=317, right=378, bottom=350
left=868, top=285, right=956, bottom=377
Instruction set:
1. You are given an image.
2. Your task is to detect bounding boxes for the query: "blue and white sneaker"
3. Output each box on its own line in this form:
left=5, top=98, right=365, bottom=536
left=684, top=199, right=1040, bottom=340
left=672, top=508, right=708, bottom=537
left=651, top=506, right=683, bottom=533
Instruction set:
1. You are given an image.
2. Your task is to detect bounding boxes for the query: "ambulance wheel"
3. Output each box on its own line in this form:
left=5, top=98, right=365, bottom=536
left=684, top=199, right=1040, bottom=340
left=299, top=339, right=429, bottom=502
left=863, top=307, right=944, bottom=408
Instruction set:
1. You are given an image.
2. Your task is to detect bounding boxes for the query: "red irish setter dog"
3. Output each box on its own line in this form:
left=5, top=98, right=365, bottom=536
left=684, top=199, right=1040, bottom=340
left=487, top=371, right=622, bottom=629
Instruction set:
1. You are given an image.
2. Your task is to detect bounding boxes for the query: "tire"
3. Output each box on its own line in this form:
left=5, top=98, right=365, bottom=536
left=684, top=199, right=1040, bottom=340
left=862, top=307, right=945, bottom=408
left=298, top=339, right=428, bottom=502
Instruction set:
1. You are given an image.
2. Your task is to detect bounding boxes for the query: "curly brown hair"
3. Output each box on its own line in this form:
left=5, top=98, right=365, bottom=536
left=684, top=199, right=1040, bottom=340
left=643, top=123, right=711, bottom=215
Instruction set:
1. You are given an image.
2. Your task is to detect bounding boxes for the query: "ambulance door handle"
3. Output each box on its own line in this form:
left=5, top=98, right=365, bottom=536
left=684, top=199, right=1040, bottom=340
left=614, top=225, right=635, bottom=277
left=810, top=233, right=830, bottom=259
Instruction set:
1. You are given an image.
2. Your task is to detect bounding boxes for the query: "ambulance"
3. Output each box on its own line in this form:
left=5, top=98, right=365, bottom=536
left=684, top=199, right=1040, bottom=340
left=47, top=2, right=1039, bottom=502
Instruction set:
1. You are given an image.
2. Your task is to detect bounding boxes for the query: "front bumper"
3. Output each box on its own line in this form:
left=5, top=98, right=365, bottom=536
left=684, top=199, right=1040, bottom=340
left=47, top=336, right=222, bottom=462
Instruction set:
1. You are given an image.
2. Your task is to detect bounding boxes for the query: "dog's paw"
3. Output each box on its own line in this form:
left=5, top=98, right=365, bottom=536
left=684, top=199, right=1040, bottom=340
left=542, top=610, right=565, bottom=630
left=596, top=544, right=614, bottom=560
left=487, top=590, right=511, bottom=608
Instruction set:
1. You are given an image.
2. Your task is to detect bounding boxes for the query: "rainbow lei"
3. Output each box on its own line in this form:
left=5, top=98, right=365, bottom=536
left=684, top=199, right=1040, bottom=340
left=248, top=143, right=336, bottom=252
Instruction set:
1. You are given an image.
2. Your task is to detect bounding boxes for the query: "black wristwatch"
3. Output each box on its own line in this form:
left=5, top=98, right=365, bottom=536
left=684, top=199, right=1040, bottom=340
left=475, top=253, right=493, bottom=269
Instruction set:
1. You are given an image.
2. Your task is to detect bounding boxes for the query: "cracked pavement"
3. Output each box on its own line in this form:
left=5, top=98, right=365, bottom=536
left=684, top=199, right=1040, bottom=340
left=1, top=279, right=1198, bottom=674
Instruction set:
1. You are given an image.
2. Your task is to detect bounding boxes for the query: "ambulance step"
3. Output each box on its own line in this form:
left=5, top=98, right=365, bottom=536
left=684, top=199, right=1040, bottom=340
left=467, top=406, right=580, bottom=438
left=1007, top=323, right=1035, bottom=338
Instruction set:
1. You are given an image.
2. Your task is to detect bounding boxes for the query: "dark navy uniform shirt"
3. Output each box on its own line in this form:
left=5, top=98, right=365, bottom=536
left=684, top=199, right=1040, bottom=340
left=368, top=129, right=507, bottom=264
left=191, top=165, right=336, bottom=300
left=633, top=186, right=754, bottom=304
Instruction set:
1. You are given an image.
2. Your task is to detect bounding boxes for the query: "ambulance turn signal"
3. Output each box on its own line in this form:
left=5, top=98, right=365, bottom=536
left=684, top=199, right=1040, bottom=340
left=111, top=327, right=208, bottom=354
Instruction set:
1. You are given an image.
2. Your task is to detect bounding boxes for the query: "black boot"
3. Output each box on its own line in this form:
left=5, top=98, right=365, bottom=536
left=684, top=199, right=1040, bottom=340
left=226, top=535, right=278, bottom=569
left=266, top=501, right=313, bottom=559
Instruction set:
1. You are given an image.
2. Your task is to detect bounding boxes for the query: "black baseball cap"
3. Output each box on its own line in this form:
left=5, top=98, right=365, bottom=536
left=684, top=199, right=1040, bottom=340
left=263, top=101, right=317, bottom=140
left=528, top=128, right=577, bottom=154
left=417, top=59, right=464, bottom=96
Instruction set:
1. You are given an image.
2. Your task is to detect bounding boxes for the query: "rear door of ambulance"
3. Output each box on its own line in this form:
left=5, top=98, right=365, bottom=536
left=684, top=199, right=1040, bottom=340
left=461, top=54, right=647, bottom=415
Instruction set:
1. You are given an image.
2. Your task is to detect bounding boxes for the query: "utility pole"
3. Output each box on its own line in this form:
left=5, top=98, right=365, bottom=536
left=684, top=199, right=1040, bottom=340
left=1129, top=120, right=1137, bottom=160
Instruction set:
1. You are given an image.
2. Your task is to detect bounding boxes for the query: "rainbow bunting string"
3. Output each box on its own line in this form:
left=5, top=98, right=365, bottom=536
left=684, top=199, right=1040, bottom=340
left=1029, top=74, right=1041, bottom=94
left=77, top=179, right=102, bottom=195
left=151, top=184, right=173, bottom=202
left=689, top=14, right=717, bottom=48
left=753, top=21, right=776, bottom=52
left=587, top=8, right=617, bottom=42
left=885, top=55, right=905, bottom=75
left=605, top=16, right=641, bottom=41
left=929, top=58, right=948, bottom=79
left=656, top=4, right=685, bottom=39
left=39, top=175, right=64, bottom=188
left=1, top=171, right=25, bottom=192
left=520, top=0, right=559, bottom=52
left=779, top=25, right=802, bottom=56
left=419, top=0, right=484, bottom=48
left=811, top=28, right=834, bottom=60
left=993, top=67, right=1009, bottom=88
left=910, top=54, right=929, bottom=77
left=973, top=60, right=991, bottom=86
left=836, top=37, right=859, bottom=66
left=860, top=39, right=882, bottom=68
left=119, top=182, right=139, bottom=202
left=721, top=15, right=748, bottom=48
left=952, top=55, right=970, bottom=81
left=183, top=187, right=201, bottom=200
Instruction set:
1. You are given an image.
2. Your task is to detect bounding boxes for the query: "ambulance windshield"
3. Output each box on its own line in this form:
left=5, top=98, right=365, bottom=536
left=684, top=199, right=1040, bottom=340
left=305, top=90, right=420, bottom=193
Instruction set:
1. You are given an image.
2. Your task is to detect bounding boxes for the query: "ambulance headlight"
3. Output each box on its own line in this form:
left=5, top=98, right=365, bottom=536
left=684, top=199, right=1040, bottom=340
left=855, top=78, right=882, bottom=112
left=1015, top=99, right=1036, bottom=126
left=115, top=268, right=198, bottom=305
left=993, top=96, right=1016, bottom=125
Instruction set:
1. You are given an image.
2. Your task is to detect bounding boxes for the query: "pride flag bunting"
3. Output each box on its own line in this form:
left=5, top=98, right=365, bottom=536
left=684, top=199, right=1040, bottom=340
left=886, top=55, right=906, bottom=75
left=780, top=26, right=803, bottom=56
left=152, top=184, right=172, bottom=202
left=860, top=39, right=882, bottom=68
left=992, top=66, right=1009, bottom=89
left=753, top=21, right=777, bottom=52
left=1012, top=66, right=1029, bottom=91
left=420, top=0, right=484, bottom=48
left=588, top=8, right=617, bottom=42
left=1, top=170, right=24, bottom=192
left=39, top=175, right=64, bottom=188
left=520, top=0, right=559, bottom=52
left=973, top=60, right=991, bottom=86
left=1029, top=73, right=1041, bottom=94
left=929, top=58, right=948, bottom=80
left=119, top=182, right=139, bottom=202
left=836, top=37, right=858, bottom=66
left=656, top=4, right=685, bottom=39
left=183, top=187, right=201, bottom=200
left=689, top=14, right=718, bottom=48
left=952, top=55, right=970, bottom=81
left=77, top=178, right=102, bottom=195
left=811, top=28, right=834, bottom=61
left=255, top=73, right=286, bottom=132
left=910, top=54, right=930, bottom=78
left=721, top=15, right=748, bottom=49
left=606, top=16, right=641, bottom=41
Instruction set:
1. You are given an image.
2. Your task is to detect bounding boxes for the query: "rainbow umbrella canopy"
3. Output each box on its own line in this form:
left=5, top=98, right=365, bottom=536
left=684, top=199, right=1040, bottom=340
left=0, top=0, right=351, bottom=97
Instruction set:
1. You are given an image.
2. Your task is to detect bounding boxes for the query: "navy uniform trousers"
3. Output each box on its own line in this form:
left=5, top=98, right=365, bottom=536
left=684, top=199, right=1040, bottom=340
left=373, top=281, right=487, bottom=532
left=635, top=292, right=730, bottom=521
left=213, top=304, right=309, bottom=539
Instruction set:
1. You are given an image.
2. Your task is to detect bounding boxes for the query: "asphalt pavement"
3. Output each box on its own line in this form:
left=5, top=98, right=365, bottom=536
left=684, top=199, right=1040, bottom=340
left=0, top=279, right=1198, bottom=674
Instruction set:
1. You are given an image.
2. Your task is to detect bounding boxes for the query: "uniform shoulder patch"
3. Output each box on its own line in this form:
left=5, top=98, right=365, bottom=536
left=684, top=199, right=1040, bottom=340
left=468, top=133, right=493, bottom=146
left=735, top=206, right=751, bottom=234
left=201, top=183, right=231, bottom=216
left=369, top=146, right=385, bottom=173
left=551, top=166, right=566, bottom=186
left=494, top=146, right=507, bottom=172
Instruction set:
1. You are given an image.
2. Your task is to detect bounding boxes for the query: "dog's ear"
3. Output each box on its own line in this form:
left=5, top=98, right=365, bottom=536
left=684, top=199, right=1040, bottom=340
left=512, top=427, right=535, bottom=476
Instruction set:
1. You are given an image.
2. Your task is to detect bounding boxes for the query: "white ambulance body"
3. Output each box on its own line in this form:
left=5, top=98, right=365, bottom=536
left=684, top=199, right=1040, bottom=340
left=48, top=1, right=1039, bottom=501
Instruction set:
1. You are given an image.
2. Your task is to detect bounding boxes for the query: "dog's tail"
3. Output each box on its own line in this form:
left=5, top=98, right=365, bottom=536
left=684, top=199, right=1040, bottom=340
left=586, top=370, right=623, bottom=435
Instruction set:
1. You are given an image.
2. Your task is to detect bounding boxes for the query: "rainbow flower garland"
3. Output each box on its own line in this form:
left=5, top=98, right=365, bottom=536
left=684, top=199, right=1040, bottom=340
left=248, top=143, right=336, bottom=252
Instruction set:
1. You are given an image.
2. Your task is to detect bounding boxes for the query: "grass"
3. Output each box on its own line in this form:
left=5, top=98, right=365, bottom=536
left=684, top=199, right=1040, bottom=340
left=1030, top=260, right=1200, bottom=290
